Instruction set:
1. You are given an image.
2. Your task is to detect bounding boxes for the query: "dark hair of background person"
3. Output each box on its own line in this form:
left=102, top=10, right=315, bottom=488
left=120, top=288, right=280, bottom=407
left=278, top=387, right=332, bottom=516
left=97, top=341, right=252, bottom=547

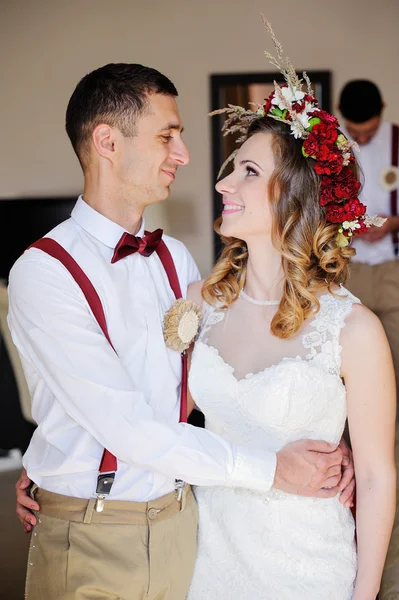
left=339, top=79, right=383, bottom=124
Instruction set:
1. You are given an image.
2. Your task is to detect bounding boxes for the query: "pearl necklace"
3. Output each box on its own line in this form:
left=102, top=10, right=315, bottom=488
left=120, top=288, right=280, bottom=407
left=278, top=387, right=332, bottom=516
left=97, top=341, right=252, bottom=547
left=239, top=289, right=280, bottom=306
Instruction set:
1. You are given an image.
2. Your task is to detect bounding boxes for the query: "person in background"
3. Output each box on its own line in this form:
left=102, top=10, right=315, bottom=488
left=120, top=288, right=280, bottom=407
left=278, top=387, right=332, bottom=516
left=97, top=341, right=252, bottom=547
left=338, top=78, right=399, bottom=600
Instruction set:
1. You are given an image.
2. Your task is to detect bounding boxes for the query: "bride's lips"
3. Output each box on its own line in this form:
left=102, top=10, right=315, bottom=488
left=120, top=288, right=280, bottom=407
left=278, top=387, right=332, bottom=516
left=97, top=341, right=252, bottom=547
left=222, top=201, right=244, bottom=215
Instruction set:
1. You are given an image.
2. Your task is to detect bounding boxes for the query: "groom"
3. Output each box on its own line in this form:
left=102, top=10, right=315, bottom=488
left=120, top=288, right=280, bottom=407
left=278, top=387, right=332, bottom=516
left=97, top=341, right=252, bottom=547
left=10, top=63, right=354, bottom=600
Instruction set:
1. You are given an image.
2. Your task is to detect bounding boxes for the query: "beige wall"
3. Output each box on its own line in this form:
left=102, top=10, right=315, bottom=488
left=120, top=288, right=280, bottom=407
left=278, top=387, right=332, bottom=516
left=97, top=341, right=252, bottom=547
left=1, top=0, right=398, bottom=275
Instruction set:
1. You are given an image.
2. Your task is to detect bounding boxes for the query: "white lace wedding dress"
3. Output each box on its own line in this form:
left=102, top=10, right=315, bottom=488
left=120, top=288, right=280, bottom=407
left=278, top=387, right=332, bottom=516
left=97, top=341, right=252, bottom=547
left=187, top=287, right=358, bottom=600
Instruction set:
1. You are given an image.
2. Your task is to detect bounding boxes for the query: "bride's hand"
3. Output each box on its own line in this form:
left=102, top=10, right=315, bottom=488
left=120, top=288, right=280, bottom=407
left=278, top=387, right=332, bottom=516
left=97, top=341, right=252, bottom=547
left=273, top=439, right=344, bottom=498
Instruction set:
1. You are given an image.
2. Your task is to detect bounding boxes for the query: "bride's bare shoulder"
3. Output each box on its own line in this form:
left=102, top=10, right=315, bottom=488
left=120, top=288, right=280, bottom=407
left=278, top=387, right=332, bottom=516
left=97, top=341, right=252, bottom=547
left=187, top=279, right=206, bottom=306
left=340, top=300, right=388, bottom=360
left=343, top=300, right=380, bottom=331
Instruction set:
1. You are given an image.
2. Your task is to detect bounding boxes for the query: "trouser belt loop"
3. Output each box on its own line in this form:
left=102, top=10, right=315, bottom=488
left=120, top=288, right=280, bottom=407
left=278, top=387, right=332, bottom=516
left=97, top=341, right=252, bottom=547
left=180, top=486, right=187, bottom=512
left=83, top=498, right=97, bottom=524
left=29, top=483, right=39, bottom=501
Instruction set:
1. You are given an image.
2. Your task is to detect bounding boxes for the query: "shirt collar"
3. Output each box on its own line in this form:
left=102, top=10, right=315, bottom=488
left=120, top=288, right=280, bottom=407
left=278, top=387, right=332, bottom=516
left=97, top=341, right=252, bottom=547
left=71, top=195, right=145, bottom=249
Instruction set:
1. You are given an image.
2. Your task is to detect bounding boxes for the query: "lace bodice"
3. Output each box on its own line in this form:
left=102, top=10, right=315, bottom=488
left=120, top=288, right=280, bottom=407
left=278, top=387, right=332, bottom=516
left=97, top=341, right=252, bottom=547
left=190, top=286, right=361, bottom=451
left=187, top=287, right=359, bottom=600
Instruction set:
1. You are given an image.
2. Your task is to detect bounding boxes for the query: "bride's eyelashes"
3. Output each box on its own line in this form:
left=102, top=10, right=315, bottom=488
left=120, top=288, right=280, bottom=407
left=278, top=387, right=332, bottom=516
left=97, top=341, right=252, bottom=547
left=245, top=166, right=258, bottom=176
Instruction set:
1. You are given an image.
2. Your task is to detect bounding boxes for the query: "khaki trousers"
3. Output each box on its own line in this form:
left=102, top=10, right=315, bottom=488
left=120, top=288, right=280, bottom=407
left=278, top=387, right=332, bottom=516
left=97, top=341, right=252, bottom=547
left=347, top=261, right=399, bottom=599
left=25, top=485, right=198, bottom=600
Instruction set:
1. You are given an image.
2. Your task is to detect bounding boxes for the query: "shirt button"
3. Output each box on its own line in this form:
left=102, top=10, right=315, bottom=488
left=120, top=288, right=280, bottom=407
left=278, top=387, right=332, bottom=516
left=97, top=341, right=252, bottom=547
left=147, top=508, right=159, bottom=520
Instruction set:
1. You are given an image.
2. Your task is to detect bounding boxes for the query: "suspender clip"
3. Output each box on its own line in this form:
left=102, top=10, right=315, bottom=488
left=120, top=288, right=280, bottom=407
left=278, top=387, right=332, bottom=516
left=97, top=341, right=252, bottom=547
left=95, top=472, right=115, bottom=512
left=175, top=479, right=186, bottom=502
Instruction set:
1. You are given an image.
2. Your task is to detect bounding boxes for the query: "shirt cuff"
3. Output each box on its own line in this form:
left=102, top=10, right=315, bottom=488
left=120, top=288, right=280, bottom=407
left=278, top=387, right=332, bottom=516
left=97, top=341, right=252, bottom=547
left=229, top=446, right=277, bottom=492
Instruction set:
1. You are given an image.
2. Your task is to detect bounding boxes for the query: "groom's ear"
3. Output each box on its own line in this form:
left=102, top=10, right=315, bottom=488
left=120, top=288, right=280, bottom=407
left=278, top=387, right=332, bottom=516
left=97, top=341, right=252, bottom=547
left=91, top=124, right=119, bottom=164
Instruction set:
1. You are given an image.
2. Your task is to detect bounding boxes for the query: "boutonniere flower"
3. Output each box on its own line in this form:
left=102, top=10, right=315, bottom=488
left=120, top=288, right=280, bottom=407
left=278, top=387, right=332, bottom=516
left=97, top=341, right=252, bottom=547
left=380, top=166, right=399, bottom=192
left=163, top=299, right=202, bottom=353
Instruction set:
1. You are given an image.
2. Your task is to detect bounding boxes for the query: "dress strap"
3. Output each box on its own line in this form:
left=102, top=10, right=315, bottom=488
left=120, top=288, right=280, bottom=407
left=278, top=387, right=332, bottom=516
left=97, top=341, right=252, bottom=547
left=302, top=287, right=361, bottom=376
left=197, top=300, right=226, bottom=344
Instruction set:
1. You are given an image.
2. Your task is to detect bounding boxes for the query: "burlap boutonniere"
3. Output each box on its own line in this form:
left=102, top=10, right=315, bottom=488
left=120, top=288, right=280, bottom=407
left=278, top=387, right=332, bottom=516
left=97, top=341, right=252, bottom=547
left=380, top=166, right=399, bottom=192
left=163, top=299, right=202, bottom=353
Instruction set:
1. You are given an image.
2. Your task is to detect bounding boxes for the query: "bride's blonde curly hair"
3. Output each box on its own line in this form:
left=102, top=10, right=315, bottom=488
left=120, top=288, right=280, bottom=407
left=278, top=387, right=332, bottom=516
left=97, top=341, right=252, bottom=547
left=202, top=117, right=357, bottom=339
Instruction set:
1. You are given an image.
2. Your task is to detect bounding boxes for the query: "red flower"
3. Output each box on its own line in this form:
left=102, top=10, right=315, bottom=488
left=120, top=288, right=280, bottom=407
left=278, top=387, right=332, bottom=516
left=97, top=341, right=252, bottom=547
left=319, top=167, right=360, bottom=206
left=263, top=92, right=275, bottom=115
left=344, top=198, right=366, bottom=218
left=325, top=198, right=366, bottom=224
left=333, top=168, right=361, bottom=200
left=320, top=184, right=337, bottom=206
left=303, top=122, right=338, bottom=160
left=317, top=144, right=336, bottom=162
left=292, top=100, right=305, bottom=113
left=303, top=136, right=319, bottom=158
left=325, top=203, right=346, bottom=223
left=314, top=155, right=344, bottom=176
left=304, top=94, right=318, bottom=105
left=353, top=219, right=368, bottom=236
left=312, top=122, right=338, bottom=145
left=317, top=110, right=339, bottom=126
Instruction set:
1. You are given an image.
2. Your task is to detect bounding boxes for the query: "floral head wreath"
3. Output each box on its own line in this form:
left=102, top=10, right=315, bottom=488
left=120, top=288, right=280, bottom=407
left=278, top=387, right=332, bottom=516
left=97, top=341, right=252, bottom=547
left=210, top=16, right=385, bottom=247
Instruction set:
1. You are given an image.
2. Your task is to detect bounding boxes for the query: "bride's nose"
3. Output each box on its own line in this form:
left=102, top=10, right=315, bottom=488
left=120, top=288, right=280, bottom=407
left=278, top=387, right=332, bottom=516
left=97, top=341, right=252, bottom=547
left=215, top=172, right=236, bottom=195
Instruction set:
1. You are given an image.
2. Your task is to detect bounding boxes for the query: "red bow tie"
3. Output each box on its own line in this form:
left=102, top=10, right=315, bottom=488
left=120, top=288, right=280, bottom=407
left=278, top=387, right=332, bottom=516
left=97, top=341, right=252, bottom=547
left=111, top=229, right=163, bottom=263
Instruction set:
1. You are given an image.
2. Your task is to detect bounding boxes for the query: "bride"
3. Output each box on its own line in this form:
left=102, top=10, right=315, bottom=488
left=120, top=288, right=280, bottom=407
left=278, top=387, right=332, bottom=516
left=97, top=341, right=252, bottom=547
left=186, top=23, right=396, bottom=600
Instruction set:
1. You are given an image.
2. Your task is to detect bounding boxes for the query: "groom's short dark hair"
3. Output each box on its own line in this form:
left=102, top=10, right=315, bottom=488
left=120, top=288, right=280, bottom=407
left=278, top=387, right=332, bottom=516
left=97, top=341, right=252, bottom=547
left=65, top=63, right=178, bottom=169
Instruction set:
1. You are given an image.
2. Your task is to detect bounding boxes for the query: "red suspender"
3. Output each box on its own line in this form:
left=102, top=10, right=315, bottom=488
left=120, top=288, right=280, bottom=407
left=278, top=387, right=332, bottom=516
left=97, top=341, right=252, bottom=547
left=30, top=238, right=116, bottom=351
left=29, top=236, right=188, bottom=499
left=391, top=124, right=399, bottom=256
left=154, top=239, right=188, bottom=423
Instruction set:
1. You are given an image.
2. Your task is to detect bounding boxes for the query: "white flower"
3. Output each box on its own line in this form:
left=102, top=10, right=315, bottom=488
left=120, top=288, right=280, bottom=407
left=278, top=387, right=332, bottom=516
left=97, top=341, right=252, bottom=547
left=297, top=111, right=311, bottom=129
left=336, top=134, right=348, bottom=148
left=342, top=152, right=352, bottom=167
left=290, top=121, right=306, bottom=139
left=304, top=101, right=317, bottom=114
left=271, top=86, right=305, bottom=110
left=342, top=220, right=361, bottom=231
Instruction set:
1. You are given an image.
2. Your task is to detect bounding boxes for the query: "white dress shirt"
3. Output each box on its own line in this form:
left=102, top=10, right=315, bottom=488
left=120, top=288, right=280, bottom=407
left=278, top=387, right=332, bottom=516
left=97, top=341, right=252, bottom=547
left=342, top=121, right=397, bottom=265
left=7, top=196, right=276, bottom=501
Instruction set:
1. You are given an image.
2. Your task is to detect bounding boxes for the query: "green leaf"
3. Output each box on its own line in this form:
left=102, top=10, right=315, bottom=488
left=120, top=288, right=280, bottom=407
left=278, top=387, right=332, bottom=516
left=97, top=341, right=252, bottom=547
left=308, top=117, right=321, bottom=130
left=271, top=107, right=284, bottom=118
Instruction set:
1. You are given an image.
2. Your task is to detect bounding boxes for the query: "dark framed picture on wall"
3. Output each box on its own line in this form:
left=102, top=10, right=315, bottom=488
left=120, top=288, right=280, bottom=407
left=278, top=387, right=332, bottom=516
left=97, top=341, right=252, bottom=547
left=210, top=70, right=332, bottom=260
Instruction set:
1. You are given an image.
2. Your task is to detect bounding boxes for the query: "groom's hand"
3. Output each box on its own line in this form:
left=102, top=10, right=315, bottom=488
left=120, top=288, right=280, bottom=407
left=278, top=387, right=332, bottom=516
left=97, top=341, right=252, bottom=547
left=15, top=468, right=39, bottom=533
left=337, top=437, right=355, bottom=508
left=273, top=440, right=344, bottom=498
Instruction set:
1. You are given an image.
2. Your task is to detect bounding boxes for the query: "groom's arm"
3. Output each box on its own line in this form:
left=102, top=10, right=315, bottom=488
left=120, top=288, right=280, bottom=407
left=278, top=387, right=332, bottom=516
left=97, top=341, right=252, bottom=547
left=16, top=438, right=354, bottom=532
left=12, top=264, right=353, bottom=529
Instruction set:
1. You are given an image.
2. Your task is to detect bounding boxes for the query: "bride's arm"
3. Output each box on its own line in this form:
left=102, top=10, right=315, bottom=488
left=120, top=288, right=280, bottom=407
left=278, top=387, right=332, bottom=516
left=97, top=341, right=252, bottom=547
left=341, top=304, right=396, bottom=600
left=186, top=280, right=206, bottom=416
